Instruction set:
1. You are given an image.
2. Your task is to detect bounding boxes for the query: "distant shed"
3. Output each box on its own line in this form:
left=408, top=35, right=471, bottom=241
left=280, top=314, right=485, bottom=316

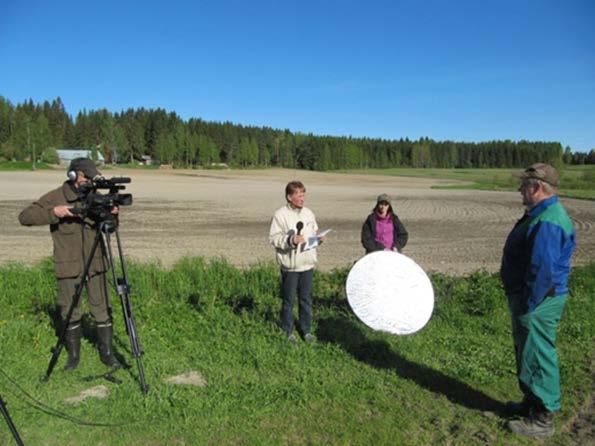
left=57, top=149, right=105, bottom=166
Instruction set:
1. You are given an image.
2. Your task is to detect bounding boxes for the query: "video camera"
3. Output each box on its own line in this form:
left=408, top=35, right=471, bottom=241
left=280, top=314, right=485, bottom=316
left=73, top=177, right=133, bottom=230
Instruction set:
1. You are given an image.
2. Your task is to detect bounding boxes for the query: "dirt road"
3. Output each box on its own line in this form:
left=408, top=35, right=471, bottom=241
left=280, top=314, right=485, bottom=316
left=1, top=168, right=593, bottom=275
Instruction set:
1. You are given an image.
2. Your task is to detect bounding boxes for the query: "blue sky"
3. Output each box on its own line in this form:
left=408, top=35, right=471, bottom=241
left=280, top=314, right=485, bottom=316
left=1, top=0, right=594, bottom=151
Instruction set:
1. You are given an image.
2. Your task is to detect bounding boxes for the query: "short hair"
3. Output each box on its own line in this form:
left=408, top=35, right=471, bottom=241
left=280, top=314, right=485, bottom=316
left=285, top=181, right=305, bottom=199
left=524, top=178, right=556, bottom=195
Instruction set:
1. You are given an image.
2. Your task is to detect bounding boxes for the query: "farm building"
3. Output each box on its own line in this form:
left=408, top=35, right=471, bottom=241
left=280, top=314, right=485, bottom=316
left=57, top=149, right=105, bottom=166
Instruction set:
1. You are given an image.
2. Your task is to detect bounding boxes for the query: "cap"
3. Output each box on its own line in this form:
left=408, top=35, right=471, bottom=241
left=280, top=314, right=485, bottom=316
left=518, top=163, right=559, bottom=187
left=68, top=158, right=101, bottom=179
left=376, top=193, right=392, bottom=206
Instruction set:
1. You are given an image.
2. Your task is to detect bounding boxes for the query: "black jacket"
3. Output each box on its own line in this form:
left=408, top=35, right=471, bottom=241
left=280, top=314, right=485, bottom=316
left=361, top=211, right=408, bottom=254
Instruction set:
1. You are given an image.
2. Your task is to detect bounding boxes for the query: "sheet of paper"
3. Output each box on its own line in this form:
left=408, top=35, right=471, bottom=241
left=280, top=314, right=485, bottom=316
left=302, top=229, right=332, bottom=251
left=317, top=229, right=332, bottom=238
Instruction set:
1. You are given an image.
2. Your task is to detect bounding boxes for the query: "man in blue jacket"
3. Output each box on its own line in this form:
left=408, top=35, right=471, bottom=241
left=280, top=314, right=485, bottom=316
left=500, top=163, right=576, bottom=438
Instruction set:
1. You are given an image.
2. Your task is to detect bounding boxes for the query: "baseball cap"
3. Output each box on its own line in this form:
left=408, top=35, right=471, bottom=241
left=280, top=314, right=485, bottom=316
left=376, top=193, right=392, bottom=205
left=68, top=158, right=101, bottom=179
left=518, top=163, right=559, bottom=187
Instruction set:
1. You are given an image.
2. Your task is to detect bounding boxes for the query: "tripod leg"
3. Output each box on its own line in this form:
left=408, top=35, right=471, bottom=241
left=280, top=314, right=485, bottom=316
left=0, top=395, right=24, bottom=446
left=120, top=286, right=149, bottom=394
left=104, top=228, right=149, bottom=395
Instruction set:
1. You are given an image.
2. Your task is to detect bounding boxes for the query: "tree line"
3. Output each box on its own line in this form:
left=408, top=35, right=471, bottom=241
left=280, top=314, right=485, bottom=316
left=1, top=96, right=593, bottom=169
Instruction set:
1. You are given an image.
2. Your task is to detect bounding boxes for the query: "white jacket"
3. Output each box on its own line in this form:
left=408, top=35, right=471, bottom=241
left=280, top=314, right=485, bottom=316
left=269, top=204, right=319, bottom=272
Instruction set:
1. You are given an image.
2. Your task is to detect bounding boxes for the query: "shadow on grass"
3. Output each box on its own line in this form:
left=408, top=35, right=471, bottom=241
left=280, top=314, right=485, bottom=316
left=35, top=301, right=130, bottom=376
left=317, top=315, right=507, bottom=416
left=186, top=292, right=278, bottom=323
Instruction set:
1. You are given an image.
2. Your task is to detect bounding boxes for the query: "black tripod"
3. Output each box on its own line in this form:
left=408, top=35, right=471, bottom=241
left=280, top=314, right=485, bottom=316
left=0, top=394, right=24, bottom=446
left=44, top=220, right=148, bottom=395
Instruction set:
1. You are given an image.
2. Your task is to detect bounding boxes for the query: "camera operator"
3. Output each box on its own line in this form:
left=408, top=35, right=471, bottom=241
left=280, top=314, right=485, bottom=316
left=19, top=158, right=121, bottom=371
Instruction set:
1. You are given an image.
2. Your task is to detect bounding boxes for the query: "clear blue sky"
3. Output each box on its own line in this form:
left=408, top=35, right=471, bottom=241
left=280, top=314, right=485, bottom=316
left=1, top=0, right=594, bottom=151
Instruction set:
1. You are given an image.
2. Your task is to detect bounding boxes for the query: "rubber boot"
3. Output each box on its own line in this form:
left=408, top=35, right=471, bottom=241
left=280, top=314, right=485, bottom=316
left=96, top=322, right=122, bottom=369
left=63, top=323, right=81, bottom=371
left=508, top=408, right=555, bottom=438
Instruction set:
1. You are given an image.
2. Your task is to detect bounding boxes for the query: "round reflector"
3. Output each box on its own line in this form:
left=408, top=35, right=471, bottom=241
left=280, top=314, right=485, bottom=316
left=346, top=251, right=434, bottom=335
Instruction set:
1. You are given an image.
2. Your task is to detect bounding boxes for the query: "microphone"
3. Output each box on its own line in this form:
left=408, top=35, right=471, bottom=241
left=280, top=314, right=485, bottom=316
left=296, top=221, right=304, bottom=251
left=109, top=177, right=132, bottom=184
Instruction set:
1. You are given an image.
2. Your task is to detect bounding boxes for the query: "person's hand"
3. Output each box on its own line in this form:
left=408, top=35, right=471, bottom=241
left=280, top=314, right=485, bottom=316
left=318, top=235, right=327, bottom=243
left=292, top=234, right=306, bottom=246
left=53, top=205, right=74, bottom=218
left=111, top=206, right=119, bottom=215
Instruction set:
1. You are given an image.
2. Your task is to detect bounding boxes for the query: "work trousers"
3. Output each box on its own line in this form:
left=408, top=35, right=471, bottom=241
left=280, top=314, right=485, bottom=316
left=57, top=272, right=111, bottom=323
left=507, top=293, right=567, bottom=412
left=280, top=268, right=313, bottom=336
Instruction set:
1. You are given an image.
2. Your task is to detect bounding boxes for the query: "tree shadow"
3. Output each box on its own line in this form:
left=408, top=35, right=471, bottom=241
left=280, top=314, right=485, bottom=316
left=317, top=314, right=507, bottom=416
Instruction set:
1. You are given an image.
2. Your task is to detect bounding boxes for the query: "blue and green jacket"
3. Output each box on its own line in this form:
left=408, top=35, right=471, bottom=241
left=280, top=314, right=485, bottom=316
left=500, top=196, right=576, bottom=312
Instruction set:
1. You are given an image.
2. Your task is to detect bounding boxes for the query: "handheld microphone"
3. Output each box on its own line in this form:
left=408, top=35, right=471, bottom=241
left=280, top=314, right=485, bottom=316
left=295, top=221, right=304, bottom=252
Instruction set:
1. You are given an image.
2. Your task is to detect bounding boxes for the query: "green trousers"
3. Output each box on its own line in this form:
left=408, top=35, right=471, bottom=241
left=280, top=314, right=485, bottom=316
left=507, top=294, right=567, bottom=412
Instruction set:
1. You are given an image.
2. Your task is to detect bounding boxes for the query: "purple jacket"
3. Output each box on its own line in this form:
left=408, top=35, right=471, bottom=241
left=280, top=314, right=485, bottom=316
left=361, top=210, right=408, bottom=254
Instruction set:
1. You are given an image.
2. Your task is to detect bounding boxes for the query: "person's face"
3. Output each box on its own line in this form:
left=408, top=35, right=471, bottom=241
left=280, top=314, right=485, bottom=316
left=377, top=201, right=390, bottom=215
left=74, top=171, right=91, bottom=188
left=519, top=181, right=539, bottom=207
left=287, top=188, right=305, bottom=209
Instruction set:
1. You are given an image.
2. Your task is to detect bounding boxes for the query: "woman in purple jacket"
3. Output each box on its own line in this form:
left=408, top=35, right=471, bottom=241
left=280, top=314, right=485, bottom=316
left=361, top=193, right=408, bottom=254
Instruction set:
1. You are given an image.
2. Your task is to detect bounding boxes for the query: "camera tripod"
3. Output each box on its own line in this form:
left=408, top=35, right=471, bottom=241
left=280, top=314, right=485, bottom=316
left=44, top=220, right=148, bottom=395
left=0, top=394, right=24, bottom=445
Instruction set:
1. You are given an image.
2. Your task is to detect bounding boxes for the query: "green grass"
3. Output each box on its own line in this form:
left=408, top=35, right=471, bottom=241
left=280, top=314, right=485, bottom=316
left=0, top=258, right=593, bottom=445
left=335, top=166, right=595, bottom=200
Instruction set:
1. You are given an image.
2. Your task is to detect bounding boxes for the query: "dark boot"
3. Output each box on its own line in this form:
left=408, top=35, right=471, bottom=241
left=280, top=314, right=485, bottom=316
left=96, top=322, right=122, bottom=369
left=63, top=323, right=81, bottom=371
left=505, top=394, right=535, bottom=417
left=507, top=408, right=555, bottom=438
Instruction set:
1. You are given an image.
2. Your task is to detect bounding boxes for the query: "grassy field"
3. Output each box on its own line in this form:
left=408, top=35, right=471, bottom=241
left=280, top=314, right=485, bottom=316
left=2, top=161, right=593, bottom=198
left=0, top=257, right=593, bottom=445
left=335, top=166, right=595, bottom=199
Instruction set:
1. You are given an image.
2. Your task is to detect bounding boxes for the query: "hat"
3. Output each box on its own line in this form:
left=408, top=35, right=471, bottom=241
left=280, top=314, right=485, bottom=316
left=376, top=193, right=392, bottom=205
left=518, top=163, right=559, bottom=187
left=68, top=158, right=101, bottom=179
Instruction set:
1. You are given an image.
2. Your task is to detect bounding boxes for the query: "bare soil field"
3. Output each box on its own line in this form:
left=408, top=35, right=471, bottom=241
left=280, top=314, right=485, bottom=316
left=1, top=167, right=593, bottom=275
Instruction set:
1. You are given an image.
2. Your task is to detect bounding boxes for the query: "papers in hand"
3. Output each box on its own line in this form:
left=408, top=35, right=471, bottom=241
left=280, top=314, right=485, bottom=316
left=303, top=229, right=332, bottom=251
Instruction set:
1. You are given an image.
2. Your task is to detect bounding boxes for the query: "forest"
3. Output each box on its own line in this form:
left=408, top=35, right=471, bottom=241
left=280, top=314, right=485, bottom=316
left=1, top=96, right=593, bottom=169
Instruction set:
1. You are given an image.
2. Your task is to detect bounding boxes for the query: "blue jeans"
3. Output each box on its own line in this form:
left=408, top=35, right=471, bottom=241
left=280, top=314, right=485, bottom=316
left=280, top=268, right=313, bottom=336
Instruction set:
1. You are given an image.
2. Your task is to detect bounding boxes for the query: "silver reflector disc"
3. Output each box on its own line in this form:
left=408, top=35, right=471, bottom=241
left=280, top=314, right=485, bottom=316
left=346, top=251, right=434, bottom=335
